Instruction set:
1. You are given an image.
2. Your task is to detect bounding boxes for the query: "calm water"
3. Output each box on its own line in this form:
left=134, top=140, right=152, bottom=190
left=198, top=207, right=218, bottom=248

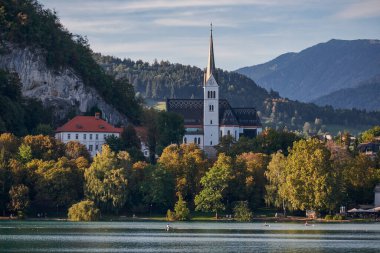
left=1, top=221, right=380, bottom=252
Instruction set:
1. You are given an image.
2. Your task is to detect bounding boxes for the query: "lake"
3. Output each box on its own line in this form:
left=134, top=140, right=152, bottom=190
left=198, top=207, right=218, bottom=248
left=1, top=221, right=380, bottom=252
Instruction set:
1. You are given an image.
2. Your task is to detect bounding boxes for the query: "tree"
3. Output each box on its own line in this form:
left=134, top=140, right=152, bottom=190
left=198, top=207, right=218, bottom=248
left=65, top=141, right=91, bottom=160
left=174, top=195, right=190, bottom=221
left=264, top=151, right=288, bottom=214
left=195, top=153, right=233, bottom=219
left=158, top=144, right=207, bottom=206
left=9, top=184, right=30, bottom=216
left=68, top=200, right=100, bottom=221
left=18, top=143, right=32, bottom=164
left=233, top=201, right=253, bottom=221
left=360, top=126, right=380, bottom=142
left=0, top=133, right=20, bottom=160
left=282, top=139, right=341, bottom=212
left=84, top=145, right=128, bottom=214
left=22, top=135, right=65, bottom=160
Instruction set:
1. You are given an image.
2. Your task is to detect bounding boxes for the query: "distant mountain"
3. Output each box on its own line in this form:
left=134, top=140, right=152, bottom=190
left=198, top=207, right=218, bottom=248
left=313, top=75, right=380, bottom=111
left=236, top=39, right=380, bottom=103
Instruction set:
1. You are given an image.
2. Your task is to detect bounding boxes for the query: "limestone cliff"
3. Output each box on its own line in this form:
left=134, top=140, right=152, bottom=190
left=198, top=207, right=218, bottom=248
left=0, top=45, right=128, bottom=125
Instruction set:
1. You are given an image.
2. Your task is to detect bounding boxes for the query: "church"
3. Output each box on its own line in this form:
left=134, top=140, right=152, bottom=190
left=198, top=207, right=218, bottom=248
left=166, top=26, right=262, bottom=154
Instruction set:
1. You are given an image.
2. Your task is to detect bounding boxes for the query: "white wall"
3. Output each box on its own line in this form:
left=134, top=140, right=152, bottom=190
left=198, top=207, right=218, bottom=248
left=203, top=75, right=219, bottom=147
left=183, top=134, right=203, bottom=147
left=220, top=126, right=240, bottom=141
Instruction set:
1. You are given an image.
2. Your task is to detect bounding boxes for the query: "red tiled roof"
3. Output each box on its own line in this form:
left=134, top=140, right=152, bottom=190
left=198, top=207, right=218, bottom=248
left=56, top=116, right=123, bottom=133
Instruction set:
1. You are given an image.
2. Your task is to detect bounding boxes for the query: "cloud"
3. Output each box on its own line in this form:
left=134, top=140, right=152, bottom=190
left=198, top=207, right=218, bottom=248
left=335, top=0, right=380, bottom=19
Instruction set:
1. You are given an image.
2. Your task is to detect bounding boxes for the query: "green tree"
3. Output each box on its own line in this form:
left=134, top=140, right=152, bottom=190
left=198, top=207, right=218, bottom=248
left=174, top=194, right=190, bottom=221
left=18, top=143, right=32, bottom=164
left=360, top=126, right=380, bottom=142
left=282, top=139, right=341, bottom=212
left=233, top=201, right=253, bottom=221
left=84, top=145, right=128, bottom=214
left=68, top=200, right=100, bottom=221
left=264, top=152, right=288, bottom=213
left=195, top=153, right=233, bottom=219
left=8, top=184, right=30, bottom=216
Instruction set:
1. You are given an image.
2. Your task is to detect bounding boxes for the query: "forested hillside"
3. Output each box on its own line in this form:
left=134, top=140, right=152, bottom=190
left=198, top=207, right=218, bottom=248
left=313, top=75, right=380, bottom=111
left=95, top=55, right=380, bottom=134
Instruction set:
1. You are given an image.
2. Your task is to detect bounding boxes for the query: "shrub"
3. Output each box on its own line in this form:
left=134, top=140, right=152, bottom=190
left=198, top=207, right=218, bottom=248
left=174, top=195, right=190, bottom=221
left=233, top=201, right=253, bottom=222
left=325, top=214, right=333, bottom=220
left=68, top=200, right=100, bottom=221
left=166, top=209, right=175, bottom=221
left=333, top=214, right=345, bottom=220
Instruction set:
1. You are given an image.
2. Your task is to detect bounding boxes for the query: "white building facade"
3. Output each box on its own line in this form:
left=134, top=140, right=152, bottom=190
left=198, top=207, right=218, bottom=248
left=55, top=113, right=122, bottom=157
left=167, top=26, right=262, bottom=155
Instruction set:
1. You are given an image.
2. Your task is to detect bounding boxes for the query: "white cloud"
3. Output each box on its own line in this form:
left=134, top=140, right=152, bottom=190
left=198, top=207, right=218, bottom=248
left=335, top=0, right=380, bottom=19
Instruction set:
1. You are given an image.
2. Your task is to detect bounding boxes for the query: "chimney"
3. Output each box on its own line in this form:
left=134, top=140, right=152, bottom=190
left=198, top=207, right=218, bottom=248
left=95, top=112, right=100, bottom=120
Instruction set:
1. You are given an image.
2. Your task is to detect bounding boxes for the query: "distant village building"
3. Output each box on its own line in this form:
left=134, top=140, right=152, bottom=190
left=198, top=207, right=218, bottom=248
left=134, top=126, right=150, bottom=158
left=167, top=26, right=262, bottom=155
left=358, top=142, right=380, bottom=157
left=55, top=113, right=122, bottom=157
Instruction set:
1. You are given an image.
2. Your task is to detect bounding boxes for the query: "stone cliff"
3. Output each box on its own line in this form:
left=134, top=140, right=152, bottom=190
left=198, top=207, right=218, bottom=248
left=0, top=45, right=128, bottom=125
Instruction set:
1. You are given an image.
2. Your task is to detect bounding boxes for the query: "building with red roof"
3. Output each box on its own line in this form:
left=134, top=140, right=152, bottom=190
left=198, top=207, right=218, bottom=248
left=55, top=113, right=123, bottom=157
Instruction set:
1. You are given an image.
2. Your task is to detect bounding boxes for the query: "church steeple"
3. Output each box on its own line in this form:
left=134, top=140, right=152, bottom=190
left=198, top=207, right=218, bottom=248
left=204, top=23, right=216, bottom=85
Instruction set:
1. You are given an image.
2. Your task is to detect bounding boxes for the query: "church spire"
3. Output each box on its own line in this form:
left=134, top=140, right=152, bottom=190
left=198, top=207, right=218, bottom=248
left=205, top=23, right=216, bottom=84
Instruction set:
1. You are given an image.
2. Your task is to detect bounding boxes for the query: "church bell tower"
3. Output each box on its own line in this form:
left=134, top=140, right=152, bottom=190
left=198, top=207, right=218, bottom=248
left=203, top=24, right=219, bottom=148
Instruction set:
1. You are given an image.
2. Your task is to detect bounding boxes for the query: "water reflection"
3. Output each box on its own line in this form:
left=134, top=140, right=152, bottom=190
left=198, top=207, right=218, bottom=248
left=1, top=221, right=380, bottom=252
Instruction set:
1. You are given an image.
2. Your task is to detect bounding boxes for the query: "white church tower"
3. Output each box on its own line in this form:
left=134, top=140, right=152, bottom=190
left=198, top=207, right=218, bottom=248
left=203, top=24, right=219, bottom=149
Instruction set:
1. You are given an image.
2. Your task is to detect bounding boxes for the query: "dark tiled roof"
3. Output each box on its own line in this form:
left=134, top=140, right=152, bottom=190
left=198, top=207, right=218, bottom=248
left=166, top=99, right=261, bottom=127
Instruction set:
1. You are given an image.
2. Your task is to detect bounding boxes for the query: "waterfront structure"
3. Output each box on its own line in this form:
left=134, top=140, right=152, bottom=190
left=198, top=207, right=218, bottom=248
left=166, top=25, right=262, bottom=155
left=55, top=112, right=122, bottom=157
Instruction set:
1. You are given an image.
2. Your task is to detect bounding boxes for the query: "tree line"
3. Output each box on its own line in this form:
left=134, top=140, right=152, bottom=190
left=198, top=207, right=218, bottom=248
left=1, top=126, right=379, bottom=221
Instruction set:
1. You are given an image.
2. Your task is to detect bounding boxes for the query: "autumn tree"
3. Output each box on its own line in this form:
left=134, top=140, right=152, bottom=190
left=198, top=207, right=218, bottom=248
left=22, top=135, right=65, bottom=160
left=158, top=143, right=207, bottom=206
left=9, top=184, right=30, bottom=216
left=84, top=145, right=128, bottom=214
left=195, top=153, right=233, bottom=219
left=360, top=125, right=380, bottom=142
left=65, top=141, right=91, bottom=160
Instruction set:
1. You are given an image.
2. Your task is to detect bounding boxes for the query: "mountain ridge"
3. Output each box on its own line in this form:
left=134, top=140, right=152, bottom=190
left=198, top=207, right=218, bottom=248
left=236, top=39, right=380, bottom=104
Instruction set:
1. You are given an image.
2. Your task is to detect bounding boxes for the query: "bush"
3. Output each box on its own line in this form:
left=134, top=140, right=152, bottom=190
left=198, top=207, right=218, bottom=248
left=68, top=200, right=100, bottom=221
left=333, top=214, right=345, bottom=220
left=324, top=214, right=333, bottom=220
left=174, top=195, right=190, bottom=221
left=233, top=201, right=253, bottom=222
left=166, top=209, right=175, bottom=221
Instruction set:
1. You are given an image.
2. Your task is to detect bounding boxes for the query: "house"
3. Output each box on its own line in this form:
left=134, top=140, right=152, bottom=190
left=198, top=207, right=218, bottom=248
left=55, top=113, right=123, bottom=157
left=358, top=142, right=380, bottom=157
left=166, top=25, right=262, bottom=156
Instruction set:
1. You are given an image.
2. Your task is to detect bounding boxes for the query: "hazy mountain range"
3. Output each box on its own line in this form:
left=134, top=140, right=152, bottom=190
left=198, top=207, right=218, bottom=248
left=236, top=39, right=380, bottom=111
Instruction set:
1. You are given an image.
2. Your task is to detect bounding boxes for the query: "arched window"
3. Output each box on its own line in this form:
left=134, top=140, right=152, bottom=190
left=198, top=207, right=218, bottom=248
left=198, top=137, right=201, bottom=144
left=210, top=120, right=212, bottom=124
left=210, top=141, right=212, bottom=145
left=184, top=137, right=187, bottom=144
left=194, top=137, right=197, bottom=143
left=227, top=130, right=230, bottom=136
left=235, top=130, right=237, bottom=140
left=213, top=91, right=216, bottom=98
left=208, top=91, right=210, bottom=98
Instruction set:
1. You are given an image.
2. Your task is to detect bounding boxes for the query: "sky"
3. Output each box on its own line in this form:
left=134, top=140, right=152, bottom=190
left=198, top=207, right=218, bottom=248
left=39, top=0, right=380, bottom=71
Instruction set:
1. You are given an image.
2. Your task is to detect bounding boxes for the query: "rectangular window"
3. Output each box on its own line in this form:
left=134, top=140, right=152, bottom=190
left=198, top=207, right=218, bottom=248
left=84, top=134, right=86, bottom=140
left=75, top=134, right=79, bottom=140
left=67, top=133, right=71, bottom=140
left=90, top=134, right=93, bottom=140
left=96, top=134, right=98, bottom=140
left=95, top=144, right=99, bottom=151
left=210, top=120, right=212, bottom=124
left=104, top=134, right=107, bottom=139
left=89, top=145, right=93, bottom=151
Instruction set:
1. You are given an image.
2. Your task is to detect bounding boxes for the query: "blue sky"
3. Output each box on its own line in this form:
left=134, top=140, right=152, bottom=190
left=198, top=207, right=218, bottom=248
left=39, top=0, right=380, bottom=70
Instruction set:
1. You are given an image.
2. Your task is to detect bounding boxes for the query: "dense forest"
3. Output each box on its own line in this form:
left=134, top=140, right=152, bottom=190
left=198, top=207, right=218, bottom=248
left=95, top=54, right=380, bottom=134
left=0, top=0, right=142, bottom=122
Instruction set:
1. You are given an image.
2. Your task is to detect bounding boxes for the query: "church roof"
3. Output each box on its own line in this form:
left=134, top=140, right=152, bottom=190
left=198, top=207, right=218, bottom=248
left=166, top=99, right=261, bottom=127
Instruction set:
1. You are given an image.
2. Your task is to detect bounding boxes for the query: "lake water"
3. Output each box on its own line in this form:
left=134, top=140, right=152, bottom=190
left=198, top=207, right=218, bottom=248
left=1, top=221, right=380, bottom=252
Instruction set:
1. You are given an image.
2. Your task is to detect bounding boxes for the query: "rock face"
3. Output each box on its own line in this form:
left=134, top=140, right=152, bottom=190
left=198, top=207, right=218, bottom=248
left=0, top=45, right=128, bottom=125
